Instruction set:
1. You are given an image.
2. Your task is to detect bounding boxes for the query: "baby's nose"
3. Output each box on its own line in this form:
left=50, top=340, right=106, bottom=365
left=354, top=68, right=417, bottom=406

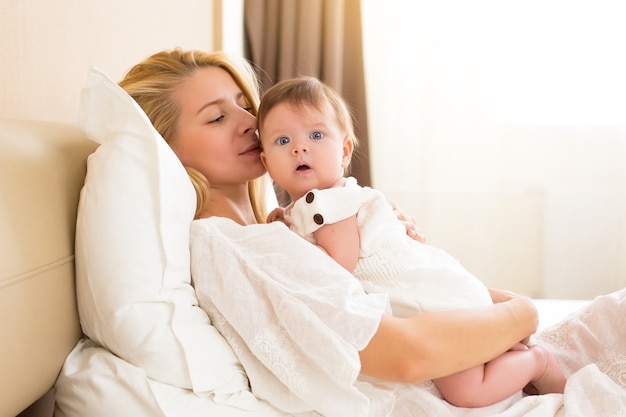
left=292, top=143, right=309, bottom=154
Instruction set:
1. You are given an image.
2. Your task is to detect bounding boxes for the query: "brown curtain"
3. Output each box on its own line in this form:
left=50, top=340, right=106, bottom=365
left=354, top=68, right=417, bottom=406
left=244, top=0, right=371, bottom=205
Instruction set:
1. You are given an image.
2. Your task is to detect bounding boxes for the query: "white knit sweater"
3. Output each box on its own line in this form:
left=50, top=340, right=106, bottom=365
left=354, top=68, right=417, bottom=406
left=284, top=177, right=493, bottom=316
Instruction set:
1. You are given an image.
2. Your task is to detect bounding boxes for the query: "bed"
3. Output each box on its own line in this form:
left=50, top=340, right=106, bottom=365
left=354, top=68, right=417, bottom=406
left=0, top=119, right=96, bottom=417
left=1, top=66, right=623, bottom=417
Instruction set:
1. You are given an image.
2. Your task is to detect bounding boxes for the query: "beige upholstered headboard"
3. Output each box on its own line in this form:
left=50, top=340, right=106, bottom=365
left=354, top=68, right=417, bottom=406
left=0, top=119, right=98, bottom=417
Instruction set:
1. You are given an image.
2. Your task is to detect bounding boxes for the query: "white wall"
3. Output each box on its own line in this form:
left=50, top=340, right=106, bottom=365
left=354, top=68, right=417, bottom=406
left=6, top=0, right=623, bottom=300
left=0, top=0, right=222, bottom=123
left=363, top=1, right=626, bottom=300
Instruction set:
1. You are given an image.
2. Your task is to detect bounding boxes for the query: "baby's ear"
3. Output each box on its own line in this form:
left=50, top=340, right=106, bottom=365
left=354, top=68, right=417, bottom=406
left=342, top=137, right=354, bottom=167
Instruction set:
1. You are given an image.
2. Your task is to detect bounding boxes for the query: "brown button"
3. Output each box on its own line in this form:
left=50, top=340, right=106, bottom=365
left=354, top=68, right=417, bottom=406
left=313, top=214, right=324, bottom=225
left=305, top=192, right=315, bottom=203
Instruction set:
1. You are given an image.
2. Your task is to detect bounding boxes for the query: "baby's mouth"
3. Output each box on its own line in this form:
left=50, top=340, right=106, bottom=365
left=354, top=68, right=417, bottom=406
left=296, top=163, right=310, bottom=171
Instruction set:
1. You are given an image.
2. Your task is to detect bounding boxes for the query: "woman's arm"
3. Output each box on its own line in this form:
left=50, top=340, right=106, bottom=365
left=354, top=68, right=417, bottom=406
left=359, top=289, right=538, bottom=383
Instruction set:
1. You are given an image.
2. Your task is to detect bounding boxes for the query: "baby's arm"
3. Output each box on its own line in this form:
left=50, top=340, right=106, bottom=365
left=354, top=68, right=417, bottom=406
left=266, top=207, right=287, bottom=224
left=313, top=214, right=360, bottom=272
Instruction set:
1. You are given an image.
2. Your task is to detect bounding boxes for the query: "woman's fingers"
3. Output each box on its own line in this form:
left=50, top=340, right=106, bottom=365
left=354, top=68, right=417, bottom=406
left=390, top=202, right=426, bottom=242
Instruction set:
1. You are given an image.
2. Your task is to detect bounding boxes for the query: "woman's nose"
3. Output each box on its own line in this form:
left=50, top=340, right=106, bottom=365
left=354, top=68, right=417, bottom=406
left=241, top=109, right=257, bottom=135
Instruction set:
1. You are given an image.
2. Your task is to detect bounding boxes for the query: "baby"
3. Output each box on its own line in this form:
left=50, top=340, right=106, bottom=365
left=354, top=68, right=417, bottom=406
left=257, top=76, right=566, bottom=408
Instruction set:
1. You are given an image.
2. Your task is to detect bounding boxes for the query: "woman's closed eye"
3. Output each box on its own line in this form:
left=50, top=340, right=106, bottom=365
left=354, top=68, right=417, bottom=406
left=236, top=93, right=252, bottom=113
left=207, top=114, right=224, bottom=124
left=207, top=104, right=250, bottom=124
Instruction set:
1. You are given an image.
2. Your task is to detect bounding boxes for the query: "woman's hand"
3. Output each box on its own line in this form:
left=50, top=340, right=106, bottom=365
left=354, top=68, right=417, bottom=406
left=390, top=201, right=425, bottom=242
left=488, top=288, right=521, bottom=304
left=488, top=288, right=534, bottom=309
left=489, top=288, right=538, bottom=345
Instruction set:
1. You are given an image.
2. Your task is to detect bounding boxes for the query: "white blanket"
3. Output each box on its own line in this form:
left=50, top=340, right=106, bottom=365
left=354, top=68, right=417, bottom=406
left=191, top=217, right=626, bottom=417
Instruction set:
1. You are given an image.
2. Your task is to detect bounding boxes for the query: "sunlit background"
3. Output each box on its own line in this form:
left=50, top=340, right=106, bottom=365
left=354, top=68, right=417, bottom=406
left=3, top=0, right=625, bottom=299
left=363, top=0, right=626, bottom=298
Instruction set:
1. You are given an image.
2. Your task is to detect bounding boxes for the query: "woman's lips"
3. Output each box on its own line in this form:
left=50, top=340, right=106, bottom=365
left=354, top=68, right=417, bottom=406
left=240, top=144, right=261, bottom=156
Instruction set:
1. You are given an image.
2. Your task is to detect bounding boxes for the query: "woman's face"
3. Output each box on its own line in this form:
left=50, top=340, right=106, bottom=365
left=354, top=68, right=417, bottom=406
left=170, top=66, right=265, bottom=188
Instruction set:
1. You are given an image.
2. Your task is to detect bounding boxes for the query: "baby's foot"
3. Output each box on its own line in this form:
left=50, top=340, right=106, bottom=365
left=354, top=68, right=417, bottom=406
left=529, top=345, right=566, bottom=394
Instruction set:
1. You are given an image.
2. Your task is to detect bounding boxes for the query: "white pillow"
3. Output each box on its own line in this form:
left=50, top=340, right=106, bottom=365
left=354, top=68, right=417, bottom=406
left=55, top=339, right=290, bottom=417
left=75, top=65, right=249, bottom=394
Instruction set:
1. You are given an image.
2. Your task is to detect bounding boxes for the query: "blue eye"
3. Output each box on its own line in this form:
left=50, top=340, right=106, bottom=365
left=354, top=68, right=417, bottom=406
left=277, top=136, right=290, bottom=145
left=310, top=131, right=324, bottom=140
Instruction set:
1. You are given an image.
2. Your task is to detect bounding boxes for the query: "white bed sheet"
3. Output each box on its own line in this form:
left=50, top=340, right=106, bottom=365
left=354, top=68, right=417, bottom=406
left=54, top=296, right=594, bottom=417
left=55, top=217, right=624, bottom=416
left=534, top=298, right=591, bottom=332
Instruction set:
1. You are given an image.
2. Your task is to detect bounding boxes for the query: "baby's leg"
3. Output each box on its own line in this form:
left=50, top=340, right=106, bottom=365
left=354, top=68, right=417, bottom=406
left=526, top=345, right=567, bottom=395
left=433, top=345, right=566, bottom=408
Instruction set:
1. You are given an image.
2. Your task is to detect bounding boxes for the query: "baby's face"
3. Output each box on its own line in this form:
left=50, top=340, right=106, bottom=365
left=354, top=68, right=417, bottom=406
left=259, top=101, right=353, bottom=201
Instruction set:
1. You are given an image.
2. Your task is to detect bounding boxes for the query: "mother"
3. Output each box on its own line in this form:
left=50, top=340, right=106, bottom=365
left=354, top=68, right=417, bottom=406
left=118, top=48, right=538, bottom=385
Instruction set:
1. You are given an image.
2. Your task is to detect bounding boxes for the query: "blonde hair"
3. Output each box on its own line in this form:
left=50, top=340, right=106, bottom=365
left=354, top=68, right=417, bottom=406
left=119, top=48, right=267, bottom=221
left=257, top=76, right=358, bottom=171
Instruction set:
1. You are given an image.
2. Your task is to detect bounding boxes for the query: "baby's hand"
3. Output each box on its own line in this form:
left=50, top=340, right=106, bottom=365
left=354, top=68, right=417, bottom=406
left=267, top=207, right=287, bottom=225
